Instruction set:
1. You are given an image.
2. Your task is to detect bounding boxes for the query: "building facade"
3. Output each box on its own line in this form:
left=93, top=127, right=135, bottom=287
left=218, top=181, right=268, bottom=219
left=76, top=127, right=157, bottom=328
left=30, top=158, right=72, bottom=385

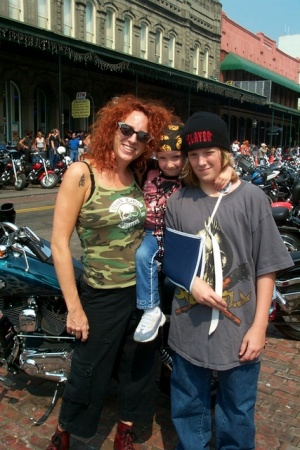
left=0, top=0, right=298, bottom=149
left=220, top=12, right=300, bottom=148
left=0, top=0, right=225, bottom=143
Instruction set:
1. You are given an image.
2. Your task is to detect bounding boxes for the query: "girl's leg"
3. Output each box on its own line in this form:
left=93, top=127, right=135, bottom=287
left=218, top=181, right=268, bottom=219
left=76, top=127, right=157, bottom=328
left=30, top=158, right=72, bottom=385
left=134, top=229, right=165, bottom=342
left=135, top=229, right=160, bottom=310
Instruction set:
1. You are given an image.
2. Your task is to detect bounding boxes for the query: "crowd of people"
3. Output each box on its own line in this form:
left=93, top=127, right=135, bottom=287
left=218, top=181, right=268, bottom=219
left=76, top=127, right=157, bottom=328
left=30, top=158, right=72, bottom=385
left=17, top=129, right=89, bottom=168
left=43, top=94, right=293, bottom=450
left=230, top=139, right=300, bottom=167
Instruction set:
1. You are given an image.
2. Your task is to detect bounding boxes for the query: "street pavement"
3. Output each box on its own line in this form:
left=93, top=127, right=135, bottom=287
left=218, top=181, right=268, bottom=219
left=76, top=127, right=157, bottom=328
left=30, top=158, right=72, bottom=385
left=0, top=186, right=299, bottom=449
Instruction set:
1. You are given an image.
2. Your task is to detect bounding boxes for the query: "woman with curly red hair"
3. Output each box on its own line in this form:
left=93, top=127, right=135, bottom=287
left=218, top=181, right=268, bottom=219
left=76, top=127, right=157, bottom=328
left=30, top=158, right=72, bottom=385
left=47, top=95, right=174, bottom=450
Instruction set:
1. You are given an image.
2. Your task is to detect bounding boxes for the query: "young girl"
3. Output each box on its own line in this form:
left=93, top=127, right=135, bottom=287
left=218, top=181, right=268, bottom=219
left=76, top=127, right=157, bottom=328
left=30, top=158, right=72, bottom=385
left=134, top=122, right=233, bottom=342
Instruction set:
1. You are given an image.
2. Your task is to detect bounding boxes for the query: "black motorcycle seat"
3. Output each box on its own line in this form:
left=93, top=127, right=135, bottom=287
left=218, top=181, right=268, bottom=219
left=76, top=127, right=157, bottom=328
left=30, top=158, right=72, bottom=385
left=272, top=206, right=290, bottom=222
left=276, top=173, right=290, bottom=184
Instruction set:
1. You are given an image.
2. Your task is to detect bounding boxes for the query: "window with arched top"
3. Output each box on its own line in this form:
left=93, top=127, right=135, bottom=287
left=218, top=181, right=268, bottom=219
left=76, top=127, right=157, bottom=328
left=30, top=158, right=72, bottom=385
left=9, top=0, right=23, bottom=21
left=86, top=1, right=95, bottom=43
left=168, top=34, right=175, bottom=68
left=34, top=88, right=47, bottom=134
left=140, top=22, right=148, bottom=59
left=193, top=45, right=200, bottom=75
left=105, top=8, right=115, bottom=49
left=37, top=0, right=50, bottom=29
left=4, top=80, right=21, bottom=145
left=155, top=29, right=162, bottom=64
left=124, top=16, right=132, bottom=54
left=63, top=0, right=74, bottom=37
left=203, top=48, right=209, bottom=78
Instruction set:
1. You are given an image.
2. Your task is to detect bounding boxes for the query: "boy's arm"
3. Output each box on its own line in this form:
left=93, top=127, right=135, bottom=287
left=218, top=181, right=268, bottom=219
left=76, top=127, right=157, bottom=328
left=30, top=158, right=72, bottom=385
left=214, top=165, right=236, bottom=191
left=238, top=273, right=275, bottom=362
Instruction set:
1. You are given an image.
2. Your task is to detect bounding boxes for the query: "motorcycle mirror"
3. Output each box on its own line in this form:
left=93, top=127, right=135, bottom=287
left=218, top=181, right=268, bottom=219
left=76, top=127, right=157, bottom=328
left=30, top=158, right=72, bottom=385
left=0, top=203, right=16, bottom=224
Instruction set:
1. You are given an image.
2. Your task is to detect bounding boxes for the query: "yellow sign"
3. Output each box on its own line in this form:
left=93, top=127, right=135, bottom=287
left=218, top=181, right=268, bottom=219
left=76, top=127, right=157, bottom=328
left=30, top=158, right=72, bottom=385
left=72, top=99, right=90, bottom=118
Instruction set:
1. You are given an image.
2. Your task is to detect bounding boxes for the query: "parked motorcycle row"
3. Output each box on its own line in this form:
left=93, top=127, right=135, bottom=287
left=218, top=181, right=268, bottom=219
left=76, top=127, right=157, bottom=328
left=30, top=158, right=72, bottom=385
left=0, top=144, right=72, bottom=191
left=236, top=154, right=300, bottom=252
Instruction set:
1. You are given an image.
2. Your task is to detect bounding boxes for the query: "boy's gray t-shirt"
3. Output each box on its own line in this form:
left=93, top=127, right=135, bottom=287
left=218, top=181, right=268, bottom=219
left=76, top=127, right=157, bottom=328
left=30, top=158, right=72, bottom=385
left=165, top=181, right=293, bottom=370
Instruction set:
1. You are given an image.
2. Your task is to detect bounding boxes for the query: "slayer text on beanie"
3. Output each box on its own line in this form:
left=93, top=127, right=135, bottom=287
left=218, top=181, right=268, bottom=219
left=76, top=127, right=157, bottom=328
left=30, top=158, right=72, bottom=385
left=181, top=112, right=231, bottom=154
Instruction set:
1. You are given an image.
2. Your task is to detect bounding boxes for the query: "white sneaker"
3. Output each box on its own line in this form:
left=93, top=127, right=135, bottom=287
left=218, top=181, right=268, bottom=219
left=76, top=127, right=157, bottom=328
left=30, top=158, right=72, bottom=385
left=134, top=307, right=166, bottom=343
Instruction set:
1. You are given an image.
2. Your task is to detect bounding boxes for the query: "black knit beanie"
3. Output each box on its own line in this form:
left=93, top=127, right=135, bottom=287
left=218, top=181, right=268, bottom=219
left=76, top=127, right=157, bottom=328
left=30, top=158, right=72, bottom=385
left=181, top=112, right=231, bottom=154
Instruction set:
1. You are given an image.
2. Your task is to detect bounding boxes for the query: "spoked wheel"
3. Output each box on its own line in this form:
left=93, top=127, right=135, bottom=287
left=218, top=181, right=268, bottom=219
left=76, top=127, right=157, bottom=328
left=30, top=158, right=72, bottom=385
left=40, top=173, right=59, bottom=189
left=14, top=173, right=27, bottom=191
left=280, top=233, right=300, bottom=252
left=274, top=285, right=300, bottom=340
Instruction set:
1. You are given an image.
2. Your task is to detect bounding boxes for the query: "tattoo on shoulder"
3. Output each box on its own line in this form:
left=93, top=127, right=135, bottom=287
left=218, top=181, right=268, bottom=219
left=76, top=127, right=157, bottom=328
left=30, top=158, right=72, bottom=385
left=79, top=174, right=85, bottom=187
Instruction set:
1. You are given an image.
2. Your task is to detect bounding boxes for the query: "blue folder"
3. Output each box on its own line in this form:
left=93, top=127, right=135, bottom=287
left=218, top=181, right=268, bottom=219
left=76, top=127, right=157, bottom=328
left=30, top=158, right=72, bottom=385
left=163, top=227, right=204, bottom=292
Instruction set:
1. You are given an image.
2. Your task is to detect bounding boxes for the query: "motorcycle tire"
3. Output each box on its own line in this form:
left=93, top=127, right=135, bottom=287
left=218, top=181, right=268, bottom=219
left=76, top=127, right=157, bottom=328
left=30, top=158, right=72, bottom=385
left=279, top=233, right=300, bottom=252
left=40, top=173, right=59, bottom=189
left=14, top=173, right=27, bottom=191
left=275, top=286, right=300, bottom=340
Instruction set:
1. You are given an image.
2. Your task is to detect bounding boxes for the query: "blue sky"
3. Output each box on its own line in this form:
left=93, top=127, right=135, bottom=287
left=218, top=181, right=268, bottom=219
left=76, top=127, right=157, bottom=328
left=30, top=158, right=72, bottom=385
left=220, top=0, right=300, bottom=43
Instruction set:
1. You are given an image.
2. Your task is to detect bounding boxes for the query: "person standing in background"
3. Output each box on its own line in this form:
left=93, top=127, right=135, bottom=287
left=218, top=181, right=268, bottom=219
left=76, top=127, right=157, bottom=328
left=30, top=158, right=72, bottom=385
left=18, top=131, right=33, bottom=162
left=68, top=132, right=80, bottom=162
left=49, top=129, right=62, bottom=169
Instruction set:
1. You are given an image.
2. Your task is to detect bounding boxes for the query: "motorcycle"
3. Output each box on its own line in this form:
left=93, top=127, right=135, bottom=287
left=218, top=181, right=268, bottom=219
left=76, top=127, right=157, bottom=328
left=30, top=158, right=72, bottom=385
left=236, top=156, right=279, bottom=204
left=24, top=154, right=59, bottom=189
left=270, top=251, right=300, bottom=340
left=272, top=179, right=300, bottom=252
left=54, top=153, right=72, bottom=183
left=0, top=203, right=82, bottom=424
left=0, top=151, right=27, bottom=191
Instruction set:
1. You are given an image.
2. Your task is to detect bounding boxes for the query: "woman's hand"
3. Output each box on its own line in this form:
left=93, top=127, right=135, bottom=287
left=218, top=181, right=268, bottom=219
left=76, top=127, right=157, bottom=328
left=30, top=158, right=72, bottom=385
left=66, top=304, right=89, bottom=342
left=191, top=277, right=227, bottom=310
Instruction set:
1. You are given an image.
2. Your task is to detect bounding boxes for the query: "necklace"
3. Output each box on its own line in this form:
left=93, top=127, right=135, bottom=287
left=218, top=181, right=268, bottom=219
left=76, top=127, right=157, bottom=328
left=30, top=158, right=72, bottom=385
left=146, top=170, right=182, bottom=261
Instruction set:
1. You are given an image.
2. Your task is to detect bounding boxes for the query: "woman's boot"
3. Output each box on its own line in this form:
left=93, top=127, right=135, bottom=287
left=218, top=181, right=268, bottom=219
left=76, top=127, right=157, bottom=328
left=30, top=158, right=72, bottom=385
left=46, top=425, right=70, bottom=450
left=114, top=421, right=136, bottom=450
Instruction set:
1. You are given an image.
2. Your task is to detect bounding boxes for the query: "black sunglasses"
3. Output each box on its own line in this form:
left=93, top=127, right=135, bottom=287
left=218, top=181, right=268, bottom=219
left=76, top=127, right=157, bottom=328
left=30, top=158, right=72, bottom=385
left=118, top=122, right=153, bottom=143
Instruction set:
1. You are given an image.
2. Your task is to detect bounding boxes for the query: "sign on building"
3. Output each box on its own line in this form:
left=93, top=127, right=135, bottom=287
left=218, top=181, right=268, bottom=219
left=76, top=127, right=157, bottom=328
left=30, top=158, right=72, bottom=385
left=72, top=99, right=90, bottom=118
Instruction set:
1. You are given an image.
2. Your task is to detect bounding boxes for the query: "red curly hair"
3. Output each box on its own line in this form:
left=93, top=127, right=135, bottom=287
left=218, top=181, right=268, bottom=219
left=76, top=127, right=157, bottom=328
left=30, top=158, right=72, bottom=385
left=88, top=95, right=175, bottom=177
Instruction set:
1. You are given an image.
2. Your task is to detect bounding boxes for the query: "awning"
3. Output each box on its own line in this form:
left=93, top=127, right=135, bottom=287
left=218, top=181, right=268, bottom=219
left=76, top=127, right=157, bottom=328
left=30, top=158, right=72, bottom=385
left=221, top=53, right=300, bottom=94
left=0, top=17, right=266, bottom=106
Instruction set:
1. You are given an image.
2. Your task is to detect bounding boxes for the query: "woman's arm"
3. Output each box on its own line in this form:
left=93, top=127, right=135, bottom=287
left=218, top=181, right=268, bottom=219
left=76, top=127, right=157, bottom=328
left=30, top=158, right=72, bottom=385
left=51, top=162, right=91, bottom=341
left=239, top=272, right=275, bottom=362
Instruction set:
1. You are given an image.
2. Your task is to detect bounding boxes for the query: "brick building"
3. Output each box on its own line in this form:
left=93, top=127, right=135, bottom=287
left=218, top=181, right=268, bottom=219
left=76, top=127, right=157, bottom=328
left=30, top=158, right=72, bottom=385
left=0, top=0, right=298, bottom=148
left=220, top=12, right=300, bottom=148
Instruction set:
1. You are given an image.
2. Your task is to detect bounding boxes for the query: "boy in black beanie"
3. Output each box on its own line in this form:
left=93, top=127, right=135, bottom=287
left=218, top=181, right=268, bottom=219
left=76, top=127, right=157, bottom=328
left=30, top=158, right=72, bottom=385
left=163, top=112, right=293, bottom=449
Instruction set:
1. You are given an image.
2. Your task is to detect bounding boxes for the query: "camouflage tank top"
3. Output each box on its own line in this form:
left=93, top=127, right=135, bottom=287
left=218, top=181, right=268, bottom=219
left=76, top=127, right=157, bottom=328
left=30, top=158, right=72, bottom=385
left=76, top=171, right=146, bottom=289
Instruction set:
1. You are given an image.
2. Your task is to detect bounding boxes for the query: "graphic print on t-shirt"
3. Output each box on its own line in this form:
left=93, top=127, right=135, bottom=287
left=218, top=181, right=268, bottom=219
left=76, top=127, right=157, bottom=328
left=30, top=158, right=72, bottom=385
left=176, top=216, right=252, bottom=311
left=109, top=197, right=144, bottom=230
